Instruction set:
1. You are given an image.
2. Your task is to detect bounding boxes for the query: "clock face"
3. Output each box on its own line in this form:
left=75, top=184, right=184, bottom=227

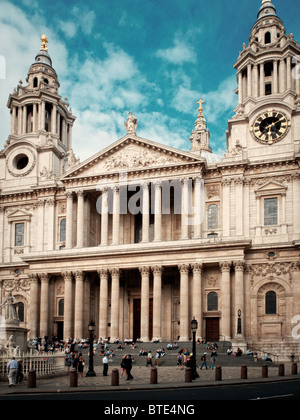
left=251, top=111, right=289, bottom=144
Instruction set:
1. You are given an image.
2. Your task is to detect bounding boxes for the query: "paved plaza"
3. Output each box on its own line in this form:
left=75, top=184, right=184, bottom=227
left=0, top=362, right=298, bottom=396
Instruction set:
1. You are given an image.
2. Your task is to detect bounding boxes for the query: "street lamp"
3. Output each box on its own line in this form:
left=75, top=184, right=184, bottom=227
left=86, top=320, right=96, bottom=377
left=191, top=317, right=199, bottom=379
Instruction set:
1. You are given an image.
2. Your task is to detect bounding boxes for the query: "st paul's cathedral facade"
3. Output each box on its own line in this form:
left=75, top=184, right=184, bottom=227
left=0, top=1, right=300, bottom=359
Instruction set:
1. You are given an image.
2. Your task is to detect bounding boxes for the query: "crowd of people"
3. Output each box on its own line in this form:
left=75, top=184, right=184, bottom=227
left=5, top=335, right=275, bottom=387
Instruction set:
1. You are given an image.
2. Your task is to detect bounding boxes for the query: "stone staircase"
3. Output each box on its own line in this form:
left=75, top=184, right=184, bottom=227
left=79, top=341, right=277, bottom=368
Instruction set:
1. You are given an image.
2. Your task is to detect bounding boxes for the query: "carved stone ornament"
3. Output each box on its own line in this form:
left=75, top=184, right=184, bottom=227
left=104, top=146, right=184, bottom=172
left=246, top=262, right=296, bottom=285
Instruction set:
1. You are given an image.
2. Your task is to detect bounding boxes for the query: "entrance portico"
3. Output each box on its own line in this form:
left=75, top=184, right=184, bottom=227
left=26, top=253, right=247, bottom=343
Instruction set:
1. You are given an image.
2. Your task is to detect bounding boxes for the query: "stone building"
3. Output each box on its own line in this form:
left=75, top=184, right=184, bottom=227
left=0, top=1, right=300, bottom=359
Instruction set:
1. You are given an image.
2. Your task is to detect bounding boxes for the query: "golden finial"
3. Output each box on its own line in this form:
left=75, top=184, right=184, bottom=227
left=197, top=98, right=205, bottom=117
left=40, top=35, right=48, bottom=52
left=262, top=0, right=268, bottom=4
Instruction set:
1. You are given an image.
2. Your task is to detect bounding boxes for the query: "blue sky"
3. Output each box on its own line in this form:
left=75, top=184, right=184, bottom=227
left=0, top=0, right=299, bottom=161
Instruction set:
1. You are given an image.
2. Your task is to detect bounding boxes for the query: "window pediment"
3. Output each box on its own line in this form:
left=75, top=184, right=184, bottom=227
left=255, top=181, right=287, bottom=197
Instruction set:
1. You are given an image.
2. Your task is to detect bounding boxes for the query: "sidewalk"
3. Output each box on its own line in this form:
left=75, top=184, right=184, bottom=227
left=0, top=364, right=299, bottom=396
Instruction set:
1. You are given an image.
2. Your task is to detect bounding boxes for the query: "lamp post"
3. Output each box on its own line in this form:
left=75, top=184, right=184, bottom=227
left=191, top=317, right=199, bottom=379
left=86, top=320, right=96, bottom=377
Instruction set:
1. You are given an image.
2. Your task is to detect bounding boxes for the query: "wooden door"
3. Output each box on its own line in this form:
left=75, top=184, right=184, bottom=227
left=205, top=318, right=220, bottom=342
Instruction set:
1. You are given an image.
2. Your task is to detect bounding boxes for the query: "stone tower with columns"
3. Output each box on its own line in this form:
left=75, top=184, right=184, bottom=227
left=0, top=35, right=76, bottom=192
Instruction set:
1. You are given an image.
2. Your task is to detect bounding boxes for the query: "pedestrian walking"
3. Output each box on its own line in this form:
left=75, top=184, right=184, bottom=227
left=16, top=361, right=23, bottom=383
left=209, top=355, right=215, bottom=370
left=146, top=351, right=153, bottom=367
left=120, top=356, right=127, bottom=378
left=124, top=354, right=133, bottom=380
left=200, top=352, right=208, bottom=369
left=7, top=357, right=18, bottom=387
left=78, top=356, right=85, bottom=377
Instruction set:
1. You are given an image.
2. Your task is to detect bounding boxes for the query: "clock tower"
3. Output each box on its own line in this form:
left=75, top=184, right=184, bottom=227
left=226, top=0, right=300, bottom=161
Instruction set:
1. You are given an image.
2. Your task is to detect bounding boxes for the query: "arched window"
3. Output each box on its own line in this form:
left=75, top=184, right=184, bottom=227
left=207, top=292, right=218, bottom=311
left=266, top=291, right=277, bottom=314
left=18, top=302, right=25, bottom=322
left=33, top=77, right=38, bottom=88
left=207, top=204, right=218, bottom=230
left=58, top=299, right=64, bottom=316
left=265, top=32, right=271, bottom=44
left=60, top=218, right=66, bottom=242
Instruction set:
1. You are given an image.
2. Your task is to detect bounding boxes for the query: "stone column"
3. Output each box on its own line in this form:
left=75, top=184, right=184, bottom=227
left=238, top=71, right=243, bottom=105
left=253, top=64, right=259, bottom=98
left=179, top=264, right=190, bottom=341
left=66, top=191, right=74, bottom=249
left=63, top=272, right=73, bottom=340
left=76, top=190, right=85, bottom=248
left=47, top=199, right=55, bottom=251
left=233, top=261, right=245, bottom=337
left=279, top=59, right=286, bottom=93
left=222, top=179, right=231, bottom=237
left=98, top=269, right=108, bottom=339
left=235, top=177, right=244, bottom=236
left=39, top=273, right=49, bottom=338
left=22, top=105, right=27, bottom=134
left=29, top=274, right=39, bottom=339
left=260, top=63, right=265, bottom=97
left=10, top=106, right=16, bottom=135
left=32, top=103, right=37, bottom=133
left=220, top=261, right=231, bottom=341
left=192, top=263, right=203, bottom=340
left=287, top=56, right=292, bottom=91
left=41, top=101, right=46, bottom=131
left=17, top=106, right=23, bottom=135
left=110, top=268, right=120, bottom=341
left=74, top=271, right=84, bottom=339
left=273, top=60, right=279, bottom=94
left=142, top=182, right=150, bottom=243
left=140, top=266, right=150, bottom=342
left=152, top=266, right=163, bottom=340
left=181, top=179, right=190, bottom=240
left=112, top=186, right=120, bottom=245
left=51, top=104, right=57, bottom=134
left=247, top=63, right=252, bottom=97
left=154, top=182, right=162, bottom=242
left=100, top=188, right=109, bottom=246
left=194, top=178, right=203, bottom=239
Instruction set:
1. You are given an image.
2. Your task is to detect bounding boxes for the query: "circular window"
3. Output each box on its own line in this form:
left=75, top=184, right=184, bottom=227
left=14, top=154, right=29, bottom=170
left=7, top=148, right=36, bottom=177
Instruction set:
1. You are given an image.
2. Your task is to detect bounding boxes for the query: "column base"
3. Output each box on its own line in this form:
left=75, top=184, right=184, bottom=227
left=179, top=336, right=190, bottom=342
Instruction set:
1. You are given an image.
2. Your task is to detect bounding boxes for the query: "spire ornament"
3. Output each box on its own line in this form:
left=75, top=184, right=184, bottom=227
left=40, top=35, right=48, bottom=52
left=197, top=98, right=205, bottom=117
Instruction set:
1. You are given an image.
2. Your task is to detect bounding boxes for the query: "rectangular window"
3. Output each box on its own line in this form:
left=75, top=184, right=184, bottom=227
left=15, top=223, right=25, bottom=247
left=264, top=198, right=278, bottom=226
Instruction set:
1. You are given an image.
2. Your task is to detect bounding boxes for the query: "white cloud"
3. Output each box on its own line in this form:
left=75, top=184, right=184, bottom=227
left=156, top=37, right=197, bottom=65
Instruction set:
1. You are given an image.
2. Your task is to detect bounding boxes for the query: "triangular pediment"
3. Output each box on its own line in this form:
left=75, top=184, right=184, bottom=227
left=7, top=209, right=32, bottom=220
left=62, top=135, right=203, bottom=180
left=255, top=181, right=287, bottom=196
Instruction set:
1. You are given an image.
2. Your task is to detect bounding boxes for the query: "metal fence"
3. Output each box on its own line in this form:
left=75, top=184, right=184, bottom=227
left=0, top=352, right=66, bottom=381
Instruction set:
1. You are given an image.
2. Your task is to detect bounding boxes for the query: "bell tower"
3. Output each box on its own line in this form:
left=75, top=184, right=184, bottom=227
left=225, top=1, right=300, bottom=161
left=1, top=36, right=76, bottom=190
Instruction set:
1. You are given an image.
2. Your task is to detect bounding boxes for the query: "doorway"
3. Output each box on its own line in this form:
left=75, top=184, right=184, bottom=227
left=57, top=321, right=64, bottom=341
left=205, top=318, right=220, bottom=342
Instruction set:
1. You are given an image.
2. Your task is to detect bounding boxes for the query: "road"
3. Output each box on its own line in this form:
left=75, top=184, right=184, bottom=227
left=0, top=379, right=300, bottom=401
